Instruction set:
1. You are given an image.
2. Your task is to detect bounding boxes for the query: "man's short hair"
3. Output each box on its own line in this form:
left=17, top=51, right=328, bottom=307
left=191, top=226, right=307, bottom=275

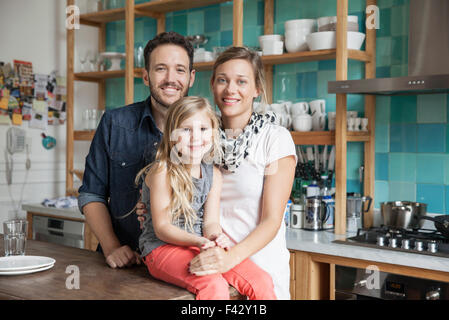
left=144, top=31, right=194, bottom=72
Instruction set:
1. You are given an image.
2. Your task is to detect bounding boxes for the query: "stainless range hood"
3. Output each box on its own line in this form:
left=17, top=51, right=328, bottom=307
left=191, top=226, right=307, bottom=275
left=328, top=0, right=449, bottom=95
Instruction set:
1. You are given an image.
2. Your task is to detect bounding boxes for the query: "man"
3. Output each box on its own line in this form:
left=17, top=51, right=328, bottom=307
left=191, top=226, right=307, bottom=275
left=78, top=32, right=196, bottom=268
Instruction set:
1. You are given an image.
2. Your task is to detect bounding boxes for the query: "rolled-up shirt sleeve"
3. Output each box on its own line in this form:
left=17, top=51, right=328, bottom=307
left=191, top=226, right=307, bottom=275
left=78, top=111, right=111, bottom=214
left=78, top=192, right=108, bottom=214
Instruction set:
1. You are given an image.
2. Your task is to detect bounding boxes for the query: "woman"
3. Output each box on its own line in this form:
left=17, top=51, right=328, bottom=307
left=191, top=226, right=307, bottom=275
left=138, top=47, right=296, bottom=299
left=188, top=47, right=296, bottom=299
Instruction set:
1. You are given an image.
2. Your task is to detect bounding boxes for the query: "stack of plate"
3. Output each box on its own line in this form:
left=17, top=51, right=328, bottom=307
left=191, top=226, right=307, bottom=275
left=0, top=256, right=55, bottom=276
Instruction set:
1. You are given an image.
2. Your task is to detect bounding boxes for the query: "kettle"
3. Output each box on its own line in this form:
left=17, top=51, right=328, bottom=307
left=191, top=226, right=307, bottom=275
left=304, top=197, right=330, bottom=231
left=346, top=193, right=372, bottom=232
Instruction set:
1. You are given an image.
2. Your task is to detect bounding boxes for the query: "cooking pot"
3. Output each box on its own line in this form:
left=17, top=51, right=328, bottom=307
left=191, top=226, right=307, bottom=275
left=381, top=201, right=427, bottom=229
left=419, top=215, right=449, bottom=238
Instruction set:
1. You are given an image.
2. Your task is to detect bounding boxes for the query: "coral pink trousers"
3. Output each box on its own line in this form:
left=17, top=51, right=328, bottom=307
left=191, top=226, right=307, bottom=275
left=143, top=244, right=277, bottom=300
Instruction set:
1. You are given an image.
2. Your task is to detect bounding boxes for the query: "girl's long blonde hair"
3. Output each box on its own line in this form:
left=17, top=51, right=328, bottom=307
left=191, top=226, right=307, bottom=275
left=136, top=96, right=222, bottom=232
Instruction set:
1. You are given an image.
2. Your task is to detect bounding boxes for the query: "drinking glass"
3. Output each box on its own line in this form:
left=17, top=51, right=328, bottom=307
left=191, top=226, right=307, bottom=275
left=3, top=219, right=28, bottom=256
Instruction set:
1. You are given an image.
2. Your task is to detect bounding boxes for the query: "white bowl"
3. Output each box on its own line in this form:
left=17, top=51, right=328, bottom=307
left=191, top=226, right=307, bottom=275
left=317, top=15, right=359, bottom=32
left=317, top=15, right=358, bottom=27
left=285, top=19, right=316, bottom=31
left=262, top=40, right=284, bottom=55
left=259, top=34, right=284, bottom=49
left=285, top=30, right=311, bottom=52
left=306, top=31, right=365, bottom=51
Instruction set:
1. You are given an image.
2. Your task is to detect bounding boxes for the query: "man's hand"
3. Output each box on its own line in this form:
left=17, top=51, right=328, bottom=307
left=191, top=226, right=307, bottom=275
left=136, top=201, right=147, bottom=229
left=105, top=245, right=141, bottom=268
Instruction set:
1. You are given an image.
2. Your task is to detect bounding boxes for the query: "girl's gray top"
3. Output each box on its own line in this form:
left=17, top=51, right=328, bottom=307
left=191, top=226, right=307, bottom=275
left=139, top=162, right=214, bottom=258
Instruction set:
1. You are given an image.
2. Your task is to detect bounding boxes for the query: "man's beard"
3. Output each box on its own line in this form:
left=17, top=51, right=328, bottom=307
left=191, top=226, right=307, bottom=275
left=149, top=81, right=190, bottom=109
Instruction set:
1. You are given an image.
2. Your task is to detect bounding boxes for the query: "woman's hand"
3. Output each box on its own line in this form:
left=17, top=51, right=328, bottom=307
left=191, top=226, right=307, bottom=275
left=135, top=201, right=147, bottom=229
left=208, top=233, right=232, bottom=250
left=189, top=246, right=237, bottom=276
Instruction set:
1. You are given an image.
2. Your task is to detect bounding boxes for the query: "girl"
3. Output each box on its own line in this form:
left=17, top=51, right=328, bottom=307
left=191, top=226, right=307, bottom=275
left=188, top=47, right=297, bottom=299
left=138, top=96, right=277, bottom=300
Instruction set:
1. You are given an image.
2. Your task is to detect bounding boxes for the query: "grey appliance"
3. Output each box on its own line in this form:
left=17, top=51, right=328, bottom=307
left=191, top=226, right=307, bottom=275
left=328, top=0, right=449, bottom=95
left=32, top=215, right=84, bottom=249
left=335, top=265, right=449, bottom=300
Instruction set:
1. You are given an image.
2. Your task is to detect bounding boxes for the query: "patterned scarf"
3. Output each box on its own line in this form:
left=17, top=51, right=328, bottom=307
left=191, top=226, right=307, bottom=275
left=219, top=111, right=277, bottom=172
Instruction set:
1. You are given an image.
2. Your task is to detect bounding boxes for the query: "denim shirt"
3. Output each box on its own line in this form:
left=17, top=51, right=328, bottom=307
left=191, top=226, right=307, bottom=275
left=78, top=96, right=162, bottom=252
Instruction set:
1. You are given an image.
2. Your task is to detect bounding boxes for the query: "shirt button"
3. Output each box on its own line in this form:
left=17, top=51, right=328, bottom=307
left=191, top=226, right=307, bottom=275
left=121, top=162, right=126, bottom=166
left=153, top=142, right=157, bottom=146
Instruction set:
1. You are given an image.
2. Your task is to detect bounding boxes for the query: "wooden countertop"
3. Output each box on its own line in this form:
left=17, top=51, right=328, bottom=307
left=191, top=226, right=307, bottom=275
left=0, top=236, right=243, bottom=300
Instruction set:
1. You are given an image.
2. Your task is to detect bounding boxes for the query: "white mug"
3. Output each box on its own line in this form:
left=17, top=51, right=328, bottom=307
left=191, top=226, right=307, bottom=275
left=293, top=114, right=312, bottom=132
left=310, top=99, right=326, bottom=115
left=291, top=102, right=309, bottom=117
left=270, top=103, right=287, bottom=114
left=312, top=114, right=326, bottom=131
left=280, top=101, right=292, bottom=115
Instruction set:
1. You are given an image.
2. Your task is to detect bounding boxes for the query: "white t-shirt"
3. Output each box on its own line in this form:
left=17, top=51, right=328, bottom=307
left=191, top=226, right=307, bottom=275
left=220, top=123, right=297, bottom=300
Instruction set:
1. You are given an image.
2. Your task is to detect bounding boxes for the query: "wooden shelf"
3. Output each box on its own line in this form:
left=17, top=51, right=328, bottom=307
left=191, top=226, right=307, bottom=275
left=74, top=130, right=95, bottom=141
left=80, top=8, right=126, bottom=25
left=290, top=131, right=370, bottom=145
left=135, top=0, right=231, bottom=14
left=74, top=69, right=144, bottom=81
left=79, top=0, right=232, bottom=26
left=262, top=49, right=371, bottom=65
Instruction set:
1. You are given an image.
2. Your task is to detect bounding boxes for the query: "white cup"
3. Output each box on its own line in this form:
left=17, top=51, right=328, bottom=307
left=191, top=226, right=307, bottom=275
left=262, top=40, right=284, bottom=55
left=273, top=111, right=291, bottom=129
left=270, top=103, right=287, bottom=114
left=347, top=117, right=355, bottom=131
left=327, top=112, right=336, bottom=130
left=354, top=117, right=362, bottom=131
left=361, top=118, right=368, bottom=131
left=310, top=99, right=326, bottom=115
left=312, top=113, right=326, bottom=131
left=281, top=101, right=292, bottom=114
left=291, top=102, right=309, bottom=117
left=293, top=114, right=312, bottom=132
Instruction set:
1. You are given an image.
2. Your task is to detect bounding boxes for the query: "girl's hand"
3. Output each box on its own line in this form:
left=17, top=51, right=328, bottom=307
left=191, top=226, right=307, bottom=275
left=189, top=246, right=236, bottom=276
left=208, top=233, right=232, bottom=250
left=198, top=237, right=216, bottom=250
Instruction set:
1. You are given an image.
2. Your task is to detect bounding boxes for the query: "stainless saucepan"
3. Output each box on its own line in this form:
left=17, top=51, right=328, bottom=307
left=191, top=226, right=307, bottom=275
left=380, top=201, right=427, bottom=229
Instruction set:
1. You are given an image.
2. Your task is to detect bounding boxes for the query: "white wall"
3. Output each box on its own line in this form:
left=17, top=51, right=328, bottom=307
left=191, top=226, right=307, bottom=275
left=0, top=0, right=97, bottom=227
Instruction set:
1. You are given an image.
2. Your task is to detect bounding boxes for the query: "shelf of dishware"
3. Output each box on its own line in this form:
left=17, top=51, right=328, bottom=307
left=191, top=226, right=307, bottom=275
left=73, top=48, right=370, bottom=80
left=290, top=131, right=370, bottom=145
left=79, top=0, right=232, bottom=25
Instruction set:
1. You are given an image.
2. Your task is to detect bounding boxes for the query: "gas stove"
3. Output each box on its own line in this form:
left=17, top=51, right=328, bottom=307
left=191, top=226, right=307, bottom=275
left=334, top=226, right=449, bottom=258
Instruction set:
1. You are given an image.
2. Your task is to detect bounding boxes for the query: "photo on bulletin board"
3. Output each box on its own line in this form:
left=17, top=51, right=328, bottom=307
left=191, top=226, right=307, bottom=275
left=29, top=109, right=47, bottom=130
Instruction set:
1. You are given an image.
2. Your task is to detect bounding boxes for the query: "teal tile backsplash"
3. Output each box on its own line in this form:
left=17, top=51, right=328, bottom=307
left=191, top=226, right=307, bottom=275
left=103, top=0, right=449, bottom=213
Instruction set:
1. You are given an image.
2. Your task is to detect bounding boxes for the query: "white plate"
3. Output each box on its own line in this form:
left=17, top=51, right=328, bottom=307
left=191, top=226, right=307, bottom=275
left=0, top=256, right=56, bottom=272
left=0, top=263, right=54, bottom=276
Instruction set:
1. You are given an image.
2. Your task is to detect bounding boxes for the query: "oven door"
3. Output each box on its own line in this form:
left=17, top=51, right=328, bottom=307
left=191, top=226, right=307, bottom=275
left=335, top=265, right=386, bottom=300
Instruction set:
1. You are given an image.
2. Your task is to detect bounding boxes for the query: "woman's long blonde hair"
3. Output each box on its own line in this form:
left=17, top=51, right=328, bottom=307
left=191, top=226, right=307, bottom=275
left=136, top=96, right=222, bottom=232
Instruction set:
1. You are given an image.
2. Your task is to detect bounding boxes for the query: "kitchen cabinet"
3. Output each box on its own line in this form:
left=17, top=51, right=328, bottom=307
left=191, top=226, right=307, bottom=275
left=66, top=0, right=377, bottom=235
left=290, top=249, right=449, bottom=300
